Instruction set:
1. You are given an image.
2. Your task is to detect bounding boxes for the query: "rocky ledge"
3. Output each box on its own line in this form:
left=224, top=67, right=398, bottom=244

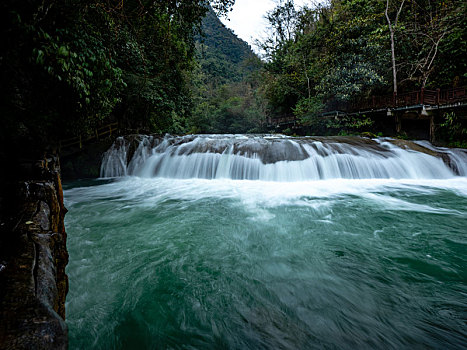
left=0, top=156, right=68, bottom=349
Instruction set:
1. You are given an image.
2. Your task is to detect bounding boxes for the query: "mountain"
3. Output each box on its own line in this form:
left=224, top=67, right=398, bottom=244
left=189, top=8, right=266, bottom=134
left=196, top=8, right=258, bottom=86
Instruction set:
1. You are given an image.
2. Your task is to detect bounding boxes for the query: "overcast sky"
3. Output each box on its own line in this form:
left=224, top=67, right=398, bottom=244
left=219, top=0, right=311, bottom=51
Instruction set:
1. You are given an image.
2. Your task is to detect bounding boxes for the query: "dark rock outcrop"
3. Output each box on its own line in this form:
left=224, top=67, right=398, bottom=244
left=61, top=138, right=114, bottom=180
left=0, top=156, right=68, bottom=349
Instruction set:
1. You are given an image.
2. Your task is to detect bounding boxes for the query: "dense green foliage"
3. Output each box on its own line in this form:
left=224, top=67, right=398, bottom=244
left=259, top=0, right=467, bottom=135
left=1, top=0, right=465, bottom=152
left=0, top=0, right=236, bottom=152
left=189, top=9, right=267, bottom=133
left=438, top=112, right=467, bottom=148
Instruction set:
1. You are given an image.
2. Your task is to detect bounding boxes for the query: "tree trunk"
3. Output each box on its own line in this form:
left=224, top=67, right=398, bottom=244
left=385, top=0, right=405, bottom=95
left=303, top=57, right=311, bottom=99
left=390, top=31, right=397, bottom=94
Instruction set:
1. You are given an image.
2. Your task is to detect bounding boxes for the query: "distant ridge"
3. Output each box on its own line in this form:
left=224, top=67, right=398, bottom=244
left=196, top=8, right=258, bottom=86
left=189, top=8, right=265, bottom=134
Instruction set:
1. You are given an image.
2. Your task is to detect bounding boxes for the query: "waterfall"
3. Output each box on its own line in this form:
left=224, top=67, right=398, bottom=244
left=100, top=134, right=467, bottom=181
left=100, top=137, right=129, bottom=177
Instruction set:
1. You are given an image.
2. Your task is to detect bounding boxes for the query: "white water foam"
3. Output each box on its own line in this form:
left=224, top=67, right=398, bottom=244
left=100, top=135, right=466, bottom=181
left=66, top=177, right=467, bottom=218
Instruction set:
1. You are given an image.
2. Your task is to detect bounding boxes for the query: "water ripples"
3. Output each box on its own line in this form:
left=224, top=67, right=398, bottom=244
left=65, top=178, right=467, bottom=349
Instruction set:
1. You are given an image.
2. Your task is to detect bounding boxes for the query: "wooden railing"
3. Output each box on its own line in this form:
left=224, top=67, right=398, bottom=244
left=59, top=122, right=118, bottom=150
left=268, top=116, right=297, bottom=126
left=438, top=86, right=467, bottom=104
left=354, top=86, right=467, bottom=111
left=269, top=86, right=467, bottom=126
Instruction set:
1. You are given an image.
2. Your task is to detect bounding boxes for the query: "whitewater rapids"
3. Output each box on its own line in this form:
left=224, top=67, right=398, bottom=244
left=100, top=134, right=467, bottom=181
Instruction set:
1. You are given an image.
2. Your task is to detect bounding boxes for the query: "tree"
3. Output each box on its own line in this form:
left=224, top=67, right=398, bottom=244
left=0, top=0, right=237, bottom=151
left=401, top=0, right=461, bottom=88
left=385, top=0, right=406, bottom=94
left=188, top=7, right=266, bottom=134
left=260, top=0, right=298, bottom=60
left=258, top=0, right=466, bottom=138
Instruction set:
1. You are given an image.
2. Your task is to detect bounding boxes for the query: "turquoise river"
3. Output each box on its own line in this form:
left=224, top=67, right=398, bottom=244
left=64, top=135, right=467, bottom=349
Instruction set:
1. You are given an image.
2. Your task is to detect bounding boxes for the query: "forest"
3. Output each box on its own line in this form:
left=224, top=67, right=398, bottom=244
left=0, top=0, right=466, bottom=153
left=0, top=0, right=236, bottom=155
left=260, top=0, right=467, bottom=141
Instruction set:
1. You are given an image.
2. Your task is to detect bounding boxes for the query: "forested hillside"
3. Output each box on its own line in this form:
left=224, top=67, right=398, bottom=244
left=0, top=0, right=236, bottom=158
left=198, top=8, right=255, bottom=84
left=188, top=8, right=267, bottom=133
left=1, top=0, right=465, bottom=151
left=259, top=0, right=467, bottom=138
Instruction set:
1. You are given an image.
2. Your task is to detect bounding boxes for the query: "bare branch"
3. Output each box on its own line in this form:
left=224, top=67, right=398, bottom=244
left=394, top=0, right=406, bottom=27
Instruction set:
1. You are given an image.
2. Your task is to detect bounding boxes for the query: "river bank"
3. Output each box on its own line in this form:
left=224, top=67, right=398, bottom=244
left=0, top=156, right=68, bottom=349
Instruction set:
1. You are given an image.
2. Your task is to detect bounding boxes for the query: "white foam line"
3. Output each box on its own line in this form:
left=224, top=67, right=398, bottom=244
left=65, top=177, right=467, bottom=213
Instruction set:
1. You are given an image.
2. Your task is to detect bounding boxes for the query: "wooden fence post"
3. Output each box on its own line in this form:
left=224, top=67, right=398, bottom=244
left=420, top=88, right=425, bottom=105
left=436, top=88, right=440, bottom=105
left=430, top=115, right=435, bottom=143
left=395, top=113, right=401, bottom=134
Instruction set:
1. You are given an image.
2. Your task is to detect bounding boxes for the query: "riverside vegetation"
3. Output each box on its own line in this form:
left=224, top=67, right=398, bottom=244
left=1, top=0, right=466, bottom=153
left=1, top=1, right=466, bottom=348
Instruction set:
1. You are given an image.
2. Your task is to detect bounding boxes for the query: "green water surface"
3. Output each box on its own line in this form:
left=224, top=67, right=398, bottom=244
left=64, top=177, right=467, bottom=349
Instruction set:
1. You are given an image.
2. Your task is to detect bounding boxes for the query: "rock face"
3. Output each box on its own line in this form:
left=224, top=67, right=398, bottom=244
left=61, top=138, right=115, bottom=180
left=0, top=156, right=68, bottom=349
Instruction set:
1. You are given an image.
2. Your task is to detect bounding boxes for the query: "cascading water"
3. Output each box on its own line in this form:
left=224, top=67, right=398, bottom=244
left=66, top=134, right=467, bottom=349
left=100, top=134, right=467, bottom=180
